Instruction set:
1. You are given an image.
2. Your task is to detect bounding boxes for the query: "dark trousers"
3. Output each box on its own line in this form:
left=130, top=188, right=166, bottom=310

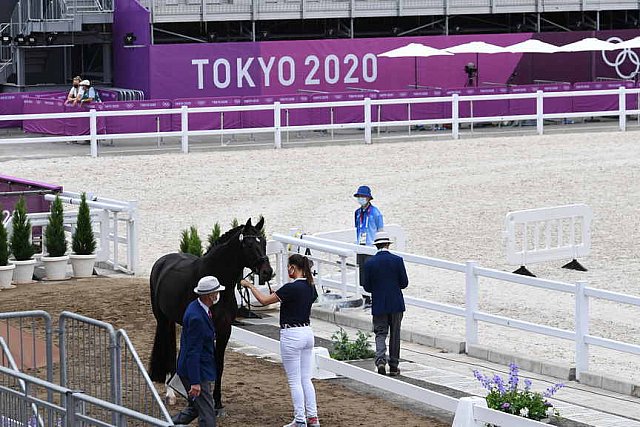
left=372, top=312, right=403, bottom=369
left=172, top=376, right=216, bottom=427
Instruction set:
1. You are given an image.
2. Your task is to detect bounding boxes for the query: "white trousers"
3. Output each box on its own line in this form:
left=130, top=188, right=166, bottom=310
left=280, top=326, right=318, bottom=423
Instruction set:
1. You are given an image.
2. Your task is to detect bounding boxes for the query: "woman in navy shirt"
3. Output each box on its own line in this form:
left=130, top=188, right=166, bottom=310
left=241, top=254, right=319, bottom=427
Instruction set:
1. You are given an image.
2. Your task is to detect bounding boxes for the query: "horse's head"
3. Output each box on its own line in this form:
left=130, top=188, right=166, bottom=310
left=239, top=217, right=274, bottom=285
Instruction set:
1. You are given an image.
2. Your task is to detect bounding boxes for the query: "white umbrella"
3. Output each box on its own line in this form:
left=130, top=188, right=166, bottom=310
left=378, top=43, right=453, bottom=88
left=444, top=41, right=508, bottom=86
left=378, top=42, right=453, bottom=58
left=615, top=36, right=640, bottom=49
left=504, top=39, right=560, bottom=54
left=445, top=41, right=508, bottom=54
left=557, top=38, right=619, bottom=52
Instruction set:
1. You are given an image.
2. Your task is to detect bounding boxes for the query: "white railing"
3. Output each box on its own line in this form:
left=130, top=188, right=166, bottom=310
left=3, top=191, right=138, bottom=274
left=230, top=326, right=549, bottom=427
left=1, top=87, right=639, bottom=157
left=268, top=232, right=640, bottom=381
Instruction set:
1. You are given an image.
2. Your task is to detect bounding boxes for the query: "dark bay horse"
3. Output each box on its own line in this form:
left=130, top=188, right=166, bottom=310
left=149, top=217, right=273, bottom=412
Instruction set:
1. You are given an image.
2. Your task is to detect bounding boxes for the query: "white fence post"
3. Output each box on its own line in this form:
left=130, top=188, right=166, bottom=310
left=364, top=97, right=372, bottom=144
left=465, top=261, right=479, bottom=349
left=127, top=201, right=138, bottom=274
left=452, top=94, right=459, bottom=140
left=575, top=280, right=589, bottom=381
left=89, top=109, right=98, bottom=158
left=180, top=105, right=189, bottom=153
left=618, top=86, right=626, bottom=132
left=274, top=101, right=282, bottom=149
left=536, top=90, right=544, bottom=135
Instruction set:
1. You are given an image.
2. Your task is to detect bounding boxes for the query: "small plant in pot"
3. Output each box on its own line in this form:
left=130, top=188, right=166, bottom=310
left=0, top=207, right=16, bottom=289
left=42, top=195, right=69, bottom=281
left=10, top=197, right=36, bottom=284
left=70, top=193, right=97, bottom=278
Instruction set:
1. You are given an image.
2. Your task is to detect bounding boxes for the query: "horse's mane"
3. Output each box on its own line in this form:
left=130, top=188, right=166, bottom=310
left=202, top=224, right=244, bottom=256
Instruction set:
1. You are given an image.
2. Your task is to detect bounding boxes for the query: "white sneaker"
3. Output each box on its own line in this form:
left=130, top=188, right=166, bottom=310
left=307, top=416, right=321, bottom=427
left=283, top=420, right=306, bottom=427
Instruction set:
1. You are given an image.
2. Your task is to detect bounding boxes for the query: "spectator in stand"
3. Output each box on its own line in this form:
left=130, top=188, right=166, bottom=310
left=65, top=76, right=83, bottom=106
left=79, top=80, right=101, bottom=105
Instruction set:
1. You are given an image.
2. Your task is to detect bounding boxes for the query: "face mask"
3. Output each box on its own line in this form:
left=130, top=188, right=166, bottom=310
left=357, top=197, right=368, bottom=207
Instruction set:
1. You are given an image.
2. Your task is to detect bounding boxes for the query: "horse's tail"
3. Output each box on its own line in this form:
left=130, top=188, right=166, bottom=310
left=149, top=308, right=176, bottom=383
left=149, top=260, right=177, bottom=383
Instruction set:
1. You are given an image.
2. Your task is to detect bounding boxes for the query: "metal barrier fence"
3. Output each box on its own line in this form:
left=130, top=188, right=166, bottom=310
left=1, top=86, right=640, bottom=157
left=268, top=232, right=640, bottom=381
left=0, top=310, right=171, bottom=425
left=0, top=365, right=171, bottom=427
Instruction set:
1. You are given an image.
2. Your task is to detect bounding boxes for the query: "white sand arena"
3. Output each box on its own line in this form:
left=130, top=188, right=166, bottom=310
left=2, top=131, right=639, bottom=384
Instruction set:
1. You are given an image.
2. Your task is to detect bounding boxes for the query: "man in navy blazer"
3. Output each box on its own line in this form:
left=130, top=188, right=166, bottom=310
left=172, top=276, right=225, bottom=427
left=363, top=232, right=408, bottom=377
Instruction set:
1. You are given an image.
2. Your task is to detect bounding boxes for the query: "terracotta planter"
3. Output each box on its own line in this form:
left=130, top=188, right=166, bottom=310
left=0, top=264, right=16, bottom=289
left=70, top=254, right=96, bottom=278
left=42, top=255, right=70, bottom=281
left=12, top=259, right=36, bottom=284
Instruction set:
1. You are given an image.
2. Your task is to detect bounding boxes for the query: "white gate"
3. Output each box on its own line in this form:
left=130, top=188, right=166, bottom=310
left=503, top=204, right=592, bottom=267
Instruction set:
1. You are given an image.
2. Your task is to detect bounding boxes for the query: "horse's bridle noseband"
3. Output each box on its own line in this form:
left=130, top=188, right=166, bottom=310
left=239, top=233, right=269, bottom=270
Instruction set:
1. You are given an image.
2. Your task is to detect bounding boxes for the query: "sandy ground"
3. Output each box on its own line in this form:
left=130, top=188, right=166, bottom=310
left=0, top=278, right=448, bottom=426
left=1, top=132, right=639, bottom=383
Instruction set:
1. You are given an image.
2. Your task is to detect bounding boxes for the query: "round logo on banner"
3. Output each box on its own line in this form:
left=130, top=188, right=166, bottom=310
left=602, top=37, right=640, bottom=79
left=126, top=103, right=134, bottom=109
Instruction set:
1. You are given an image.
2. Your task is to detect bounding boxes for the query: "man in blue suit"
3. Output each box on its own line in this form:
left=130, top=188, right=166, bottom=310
left=363, top=232, right=408, bottom=377
left=172, top=276, right=225, bottom=426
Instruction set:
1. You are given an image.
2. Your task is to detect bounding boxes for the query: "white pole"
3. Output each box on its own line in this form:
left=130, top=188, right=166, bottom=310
left=364, top=97, right=372, bottom=144
left=452, top=94, right=459, bottom=140
left=274, top=102, right=282, bottom=149
left=127, top=201, right=138, bottom=274
left=575, top=280, right=589, bottom=381
left=536, top=90, right=544, bottom=135
left=618, top=86, right=627, bottom=132
left=180, top=105, right=189, bottom=153
left=340, top=255, right=348, bottom=299
left=464, top=261, right=479, bottom=350
left=89, top=109, right=98, bottom=158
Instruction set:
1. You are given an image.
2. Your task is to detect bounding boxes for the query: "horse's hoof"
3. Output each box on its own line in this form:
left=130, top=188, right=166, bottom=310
left=216, top=408, right=227, bottom=419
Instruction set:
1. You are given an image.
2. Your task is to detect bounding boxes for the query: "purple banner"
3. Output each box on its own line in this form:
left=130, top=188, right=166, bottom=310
left=101, top=100, right=172, bottom=134
left=173, top=97, right=242, bottom=131
left=113, top=0, right=151, bottom=95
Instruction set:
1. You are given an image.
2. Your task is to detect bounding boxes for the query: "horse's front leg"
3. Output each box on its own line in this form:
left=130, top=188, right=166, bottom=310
left=213, top=330, right=231, bottom=417
left=164, top=374, right=177, bottom=406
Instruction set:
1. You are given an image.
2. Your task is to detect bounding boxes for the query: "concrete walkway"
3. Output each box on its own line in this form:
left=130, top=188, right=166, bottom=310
left=228, top=309, right=640, bottom=427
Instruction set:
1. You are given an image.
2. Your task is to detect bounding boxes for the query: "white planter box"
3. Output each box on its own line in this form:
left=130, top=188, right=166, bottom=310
left=12, top=259, right=36, bottom=284
left=70, top=254, right=96, bottom=278
left=42, top=255, right=70, bottom=281
left=0, top=264, right=16, bottom=289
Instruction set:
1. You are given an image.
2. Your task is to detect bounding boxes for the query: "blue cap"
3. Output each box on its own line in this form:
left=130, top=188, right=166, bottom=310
left=353, top=185, right=373, bottom=199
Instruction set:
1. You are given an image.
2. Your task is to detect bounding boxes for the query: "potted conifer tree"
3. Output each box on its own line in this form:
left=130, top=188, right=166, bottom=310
left=10, top=197, right=36, bottom=284
left=70, top=193, right=97, bottom=278
left=42, top=196, right=69, bottom=280
left=0, top=208, right=16, bottom=289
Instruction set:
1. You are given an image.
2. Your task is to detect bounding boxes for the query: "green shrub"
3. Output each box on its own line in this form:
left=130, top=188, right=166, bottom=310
left=45, top=196, right=67, bottom=257
left=330, top=328, right=375, bottom=361
left=72, top=193, right=96, bottom=255
left=207, top=222, right=221, bottom=249
left=10, top=197, right=35, bottom=261
left=231, top=218, right=239, bottom=229
left=180, top=225, right=203, bottom=257
left=0, top=207, right=9, bottom=266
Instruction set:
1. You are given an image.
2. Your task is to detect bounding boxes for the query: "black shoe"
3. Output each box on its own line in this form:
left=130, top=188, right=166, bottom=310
left=389, top=367, right=400, bottom=377
left=377, top=364, right=386, bottom=375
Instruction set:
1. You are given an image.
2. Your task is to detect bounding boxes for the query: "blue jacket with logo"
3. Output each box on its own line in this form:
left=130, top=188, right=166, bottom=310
left=354, top=204, right=384, bottom=246
left=177, top=299, right=217, bottom=386
left=363, top=250, right=409, bottom=315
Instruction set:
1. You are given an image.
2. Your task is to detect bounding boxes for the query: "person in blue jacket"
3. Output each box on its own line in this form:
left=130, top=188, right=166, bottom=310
left=353, top=185, right=384, bottom=306
left=172, top=276, right=225, bottom=427
left=363, top=231, right=408, bottom=377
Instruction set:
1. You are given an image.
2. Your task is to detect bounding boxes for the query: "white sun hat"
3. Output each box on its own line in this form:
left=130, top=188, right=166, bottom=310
left=373, top=231, right=393, bottom=245
left=194, top=276, right=225, bottom=295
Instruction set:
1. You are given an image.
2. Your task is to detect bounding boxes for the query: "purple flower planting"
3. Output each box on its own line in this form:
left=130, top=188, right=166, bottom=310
left=508, top=363, right=519, bottom=391
left=524, top=379, right=532, bottom=391
left=543, top=383, right=565, bottom=398
left=493, top=374, right=506, bottom=394
left=501, top=402, right=511, bottom=409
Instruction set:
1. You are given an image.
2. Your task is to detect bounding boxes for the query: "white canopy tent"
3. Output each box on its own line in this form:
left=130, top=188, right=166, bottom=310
left=378, top=43, right=453, bottom=89
left=557, top=37, right=619, bottom=52
left=444, top=41, right=508, bottom=86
